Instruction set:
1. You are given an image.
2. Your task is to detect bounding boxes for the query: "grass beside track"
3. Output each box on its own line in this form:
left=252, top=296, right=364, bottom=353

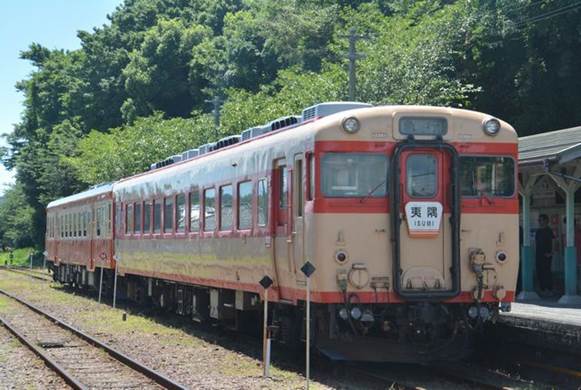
left=0, top=271, right=331, bottom=389
left=0, top=248, right=35, bottom=267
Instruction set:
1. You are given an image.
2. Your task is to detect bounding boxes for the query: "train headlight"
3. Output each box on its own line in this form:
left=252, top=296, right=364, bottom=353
left=467, top=306, right=478, bottom=319
left=342, top=117, right=360, bottom=134
left=338, top=307, right=349, bottom=320
left=482, top=118, right=501, bottom=136
left=350, top=306, right=362, bottom=320
left=479, top=306, right=491, bottom=320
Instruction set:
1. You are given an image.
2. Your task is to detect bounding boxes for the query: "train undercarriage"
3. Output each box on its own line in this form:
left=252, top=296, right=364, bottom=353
left=51, top=262, right=498, bottom=363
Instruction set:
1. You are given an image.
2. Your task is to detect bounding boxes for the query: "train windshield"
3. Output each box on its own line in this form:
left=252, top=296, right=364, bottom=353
left=460, top=156, right=515, bottom=197
left=321, top=153, right=388, bottom=197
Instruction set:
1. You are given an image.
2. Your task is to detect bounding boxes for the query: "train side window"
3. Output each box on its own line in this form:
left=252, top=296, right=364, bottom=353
left=220, top=185, right=233, bottom=231
left=107, top=204, right=112, bottom=237
left=143, top=201, right=152, bottom=233
left=295, top=157, right=303, bottom=217
left=279, top=166, right=288, bottom=208
left=204, top=188, right=216, bottom=231
left=126, top=204, right=134, bottom=235
left=134, top=202, right=142, bottom=234
left=257, top=178, right=268, bottom=227
left=238, top=181, right=253, bottom=230
left=153, top=200, right=162, bottom=233
left=308, top=154, right=315, bottom=201
left=82, top=212, right=87, bottom=237
left=164, top=197, right=174, bottom=233
left=176, top=194, right=186, bottom=232
left=190, top=190, right=200, bottom=232
left=96, top=208, right=102, bottom=237
left=406, top=154, right=437, bottom=198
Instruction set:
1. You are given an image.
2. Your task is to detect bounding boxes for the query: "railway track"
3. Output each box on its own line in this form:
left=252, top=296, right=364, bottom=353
left=0, top=265, right=53, bottom=282
left=348, top=362, right=537, bottom=390
left=0, top=288, right=187, bottom=390
left=0, top=269, right=567, bottom=388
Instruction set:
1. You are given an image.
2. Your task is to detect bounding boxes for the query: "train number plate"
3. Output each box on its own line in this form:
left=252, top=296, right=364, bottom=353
left=404, top=201, right=443, bottom=237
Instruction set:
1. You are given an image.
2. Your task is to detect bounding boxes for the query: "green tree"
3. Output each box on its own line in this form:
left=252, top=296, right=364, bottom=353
left=0, top=184, right=35, bottom=248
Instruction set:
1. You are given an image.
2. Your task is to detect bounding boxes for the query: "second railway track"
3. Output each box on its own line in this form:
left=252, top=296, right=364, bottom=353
left=0, top=288, right=186, bottom=390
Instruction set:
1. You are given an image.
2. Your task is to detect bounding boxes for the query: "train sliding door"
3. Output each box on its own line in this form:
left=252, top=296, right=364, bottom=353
left=393, top=145, right=460, bottom=299
left=273, top=159, right=295, bottom=301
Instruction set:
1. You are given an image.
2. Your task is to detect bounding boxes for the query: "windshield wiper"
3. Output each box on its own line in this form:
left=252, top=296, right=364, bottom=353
left=360, top=179, right=387, bottom=203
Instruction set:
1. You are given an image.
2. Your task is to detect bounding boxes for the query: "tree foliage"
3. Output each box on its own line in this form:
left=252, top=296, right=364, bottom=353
left=2, top=0, right=581, bottom=248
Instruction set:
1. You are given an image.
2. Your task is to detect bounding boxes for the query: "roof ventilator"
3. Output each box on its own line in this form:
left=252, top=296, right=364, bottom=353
left=181, top=148, right=199, bottom=160
left=241, top=126, right=267, bottom=141
left=216, top=135, right=241, bottom=150
left=198, top=142, right=216, bottom=155
left=268, top=115, right=301, bottom=132
left=301, top=102, right=372, bottom=122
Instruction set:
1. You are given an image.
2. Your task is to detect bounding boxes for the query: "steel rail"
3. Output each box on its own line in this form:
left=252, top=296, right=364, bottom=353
left=0, top=288, right=188, bottom=390
left=0, top=266, right=52, bottom=282
left=0, top=314, right=87, bottom=390
left=350, top=362, right=532, bottom=390
left=347, top=366, right=426, bottom=390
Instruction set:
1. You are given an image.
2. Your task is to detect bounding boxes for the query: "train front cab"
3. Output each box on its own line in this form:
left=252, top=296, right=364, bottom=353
left=306, top=106, right=519, bottom=362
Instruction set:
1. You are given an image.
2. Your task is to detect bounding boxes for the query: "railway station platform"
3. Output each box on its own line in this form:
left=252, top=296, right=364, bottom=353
left=496, top=299, right=581, bottom=353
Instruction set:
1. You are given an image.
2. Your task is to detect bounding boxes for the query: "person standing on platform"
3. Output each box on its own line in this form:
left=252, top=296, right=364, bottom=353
left=535, top=214, right=554, bottom=295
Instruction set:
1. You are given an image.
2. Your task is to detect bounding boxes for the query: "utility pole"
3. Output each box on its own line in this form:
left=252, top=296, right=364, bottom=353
left=205, top=95, right=223, bottom=139
left=340, top=27, right=369, bottom=101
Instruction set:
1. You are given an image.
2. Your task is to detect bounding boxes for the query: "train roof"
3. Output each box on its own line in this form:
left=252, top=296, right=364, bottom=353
left=47, top=182, right=113, bottom=209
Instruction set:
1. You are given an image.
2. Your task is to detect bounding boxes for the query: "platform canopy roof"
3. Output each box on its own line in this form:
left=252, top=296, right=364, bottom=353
left=519, top=125, right=581, bottom=166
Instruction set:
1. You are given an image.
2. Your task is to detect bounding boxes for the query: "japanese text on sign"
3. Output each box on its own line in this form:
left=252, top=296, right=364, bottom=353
left=404, top=201, right=443, bottom=237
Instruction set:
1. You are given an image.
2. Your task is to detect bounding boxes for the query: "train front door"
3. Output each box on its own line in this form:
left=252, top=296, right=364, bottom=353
left=396, top=148, right=455, bottom=294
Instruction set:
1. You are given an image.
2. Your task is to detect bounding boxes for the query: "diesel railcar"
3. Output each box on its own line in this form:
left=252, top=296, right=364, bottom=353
left=46, top=102, right=518, bottom=362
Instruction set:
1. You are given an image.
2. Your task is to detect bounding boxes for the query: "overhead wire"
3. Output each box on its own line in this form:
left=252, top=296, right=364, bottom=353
left=513, top=1, right=581, bottom=27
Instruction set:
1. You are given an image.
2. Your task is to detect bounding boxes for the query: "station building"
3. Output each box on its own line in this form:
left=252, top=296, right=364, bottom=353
left=519, top=125, right=581, bottom=305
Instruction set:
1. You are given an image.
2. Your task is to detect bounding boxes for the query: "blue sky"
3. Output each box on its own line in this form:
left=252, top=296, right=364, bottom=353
left=0, top=0, right=121, bottom=195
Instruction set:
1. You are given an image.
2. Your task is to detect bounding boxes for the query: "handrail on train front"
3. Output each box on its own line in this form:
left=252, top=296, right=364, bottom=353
left=390, top=137, right=461, bottom=301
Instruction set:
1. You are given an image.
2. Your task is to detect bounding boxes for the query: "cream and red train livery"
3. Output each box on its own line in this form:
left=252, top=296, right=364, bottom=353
left=46, top=102, right=518, bottom=362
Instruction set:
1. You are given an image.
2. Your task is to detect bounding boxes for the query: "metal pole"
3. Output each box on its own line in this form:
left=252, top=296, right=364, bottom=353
left=98, top=267, right=104, bottom=303
left=305, top=276, right=310, bottom=390
left=347, top=27, right=356, bottom=101
left=29, top=252, right=33, bottom=269
left=113, top=262, right=118, bottom=309
left=263, top=288, right=269, bottom=377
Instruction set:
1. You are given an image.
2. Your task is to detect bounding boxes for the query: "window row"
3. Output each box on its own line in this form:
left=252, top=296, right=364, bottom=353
left=321, top=153, right=515, bottom=198
left=47, top=204, right=112, bottom=240
left=124, top=179, right=269, bottom=236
